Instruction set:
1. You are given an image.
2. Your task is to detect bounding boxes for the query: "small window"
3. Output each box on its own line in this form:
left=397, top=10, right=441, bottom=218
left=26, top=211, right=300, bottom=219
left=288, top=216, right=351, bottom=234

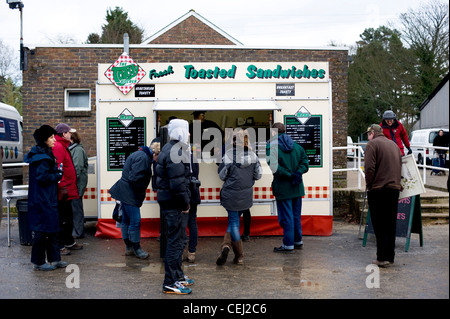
left=65, top=89, right=91, bottom=111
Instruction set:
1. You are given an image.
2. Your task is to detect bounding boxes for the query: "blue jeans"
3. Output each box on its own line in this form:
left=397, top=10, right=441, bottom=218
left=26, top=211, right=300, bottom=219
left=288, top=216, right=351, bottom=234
left=226, top=210, right=243, bottom=242
left=163, top=209, right=187, bottom=286
left=121, top=203, right=141, bottom=243
left=276, top=197, right=303, bottom=249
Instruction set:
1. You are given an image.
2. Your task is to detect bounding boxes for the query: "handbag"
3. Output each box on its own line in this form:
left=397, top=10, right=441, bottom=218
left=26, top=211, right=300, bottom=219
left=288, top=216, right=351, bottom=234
left=112, top=201, right=123, bottom=223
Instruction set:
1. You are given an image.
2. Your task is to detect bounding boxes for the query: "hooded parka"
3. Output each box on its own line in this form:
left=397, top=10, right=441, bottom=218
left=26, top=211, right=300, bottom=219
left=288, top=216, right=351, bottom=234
left=218, top=146, right=262, bottom=211
left=266, top=133, right=309, bottom=200
left=24, top=145, right=62, bottom=232
left=109, top=147, right=153, bottom=207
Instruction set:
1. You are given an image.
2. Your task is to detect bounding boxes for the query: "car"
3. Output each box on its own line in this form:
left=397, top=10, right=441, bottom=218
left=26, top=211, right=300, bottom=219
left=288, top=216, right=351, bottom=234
left=347, top=136, right=365, bottom=159
left=347, top=136, right=354, bottom=157
left=410, top=128, right=449, bottom=166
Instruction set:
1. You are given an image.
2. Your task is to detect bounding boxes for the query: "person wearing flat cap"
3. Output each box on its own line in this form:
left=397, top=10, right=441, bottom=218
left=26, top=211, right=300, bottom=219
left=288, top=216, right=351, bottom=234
left=53, top=123, right=83, bottom=254
left=24, top=125, right=66, bottom=270
left=364, top=124, right=402, bottom=267
left=380, top=110, right=412, bottom=156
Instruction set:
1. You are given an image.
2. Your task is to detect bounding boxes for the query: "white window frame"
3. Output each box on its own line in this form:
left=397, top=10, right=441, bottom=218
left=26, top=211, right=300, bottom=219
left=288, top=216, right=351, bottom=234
left=64, top=88, right=91, bottom=111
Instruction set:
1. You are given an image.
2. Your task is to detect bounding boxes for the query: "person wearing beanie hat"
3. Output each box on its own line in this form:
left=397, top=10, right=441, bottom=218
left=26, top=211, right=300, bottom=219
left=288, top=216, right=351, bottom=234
left=364, top=123, right=402, bottom=267
left=53, top=123, right=83, bottom=254
left=155, top=119, right=194, bottom=294
left=24, top=125, right=66, bottom=270
left=380, top=110, right=412, bottom=156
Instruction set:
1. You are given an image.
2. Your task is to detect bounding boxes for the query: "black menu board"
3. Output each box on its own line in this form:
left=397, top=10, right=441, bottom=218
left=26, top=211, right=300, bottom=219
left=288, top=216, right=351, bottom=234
left=107, top=118, right=146, bottom=170
left=284, top=115, right=322, bottom=167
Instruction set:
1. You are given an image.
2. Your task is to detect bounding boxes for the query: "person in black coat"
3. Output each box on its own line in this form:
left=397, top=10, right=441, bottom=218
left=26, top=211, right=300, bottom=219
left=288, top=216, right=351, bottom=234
left=433, top=130, right=448, bottom=175
left=109, top=146, right=153, bottom=259
left=155, top=119, right=193, bottom=295
left=24, top=125, right=66, bottom=271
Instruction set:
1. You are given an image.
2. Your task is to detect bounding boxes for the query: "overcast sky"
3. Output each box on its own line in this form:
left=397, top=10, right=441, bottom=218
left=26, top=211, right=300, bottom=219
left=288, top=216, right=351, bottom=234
left=0, top=0, right=432, bottom=51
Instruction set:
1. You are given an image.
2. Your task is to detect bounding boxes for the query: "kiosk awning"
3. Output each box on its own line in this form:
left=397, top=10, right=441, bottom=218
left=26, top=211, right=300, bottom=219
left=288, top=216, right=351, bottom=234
left=153, top=100, right=281, bottom=111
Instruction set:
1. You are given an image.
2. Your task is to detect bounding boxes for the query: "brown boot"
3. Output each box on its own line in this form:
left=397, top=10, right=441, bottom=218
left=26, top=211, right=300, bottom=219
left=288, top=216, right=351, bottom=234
left=216, top=232, right=231, bottom=265
left=232, top=240, right=244, bottom=265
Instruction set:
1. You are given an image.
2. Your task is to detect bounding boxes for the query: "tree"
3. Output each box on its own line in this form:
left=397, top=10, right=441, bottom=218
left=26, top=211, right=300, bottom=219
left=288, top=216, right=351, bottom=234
left=87, top=7, right=144, bottom=44
left=348, top=26, right=419, bottom=139
left=397, top=0, right=449, bottom=98
left=1, top=78, right=22, bottom=114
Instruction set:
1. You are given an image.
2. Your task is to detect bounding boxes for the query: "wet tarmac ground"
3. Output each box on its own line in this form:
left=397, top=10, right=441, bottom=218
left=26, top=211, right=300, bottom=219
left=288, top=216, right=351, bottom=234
left=0, top=218, right=448, bottom=300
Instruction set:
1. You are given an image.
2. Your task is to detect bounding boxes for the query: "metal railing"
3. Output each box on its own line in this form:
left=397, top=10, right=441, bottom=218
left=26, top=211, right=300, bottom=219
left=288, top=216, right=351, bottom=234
left=411, top=145, right=449, bottom=184
left=333, top=144, right=366, bottom=189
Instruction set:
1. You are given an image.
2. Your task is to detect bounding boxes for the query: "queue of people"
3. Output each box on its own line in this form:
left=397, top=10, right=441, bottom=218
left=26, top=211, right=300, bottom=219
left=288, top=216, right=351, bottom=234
left=23, top=109, right=432, bottom=293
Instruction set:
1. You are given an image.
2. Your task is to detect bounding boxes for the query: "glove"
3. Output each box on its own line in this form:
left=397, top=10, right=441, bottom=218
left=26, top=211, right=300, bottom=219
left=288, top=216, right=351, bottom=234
left=407, top=147, right=412, bottom=155
left=291, top=171, right=303, bottom=185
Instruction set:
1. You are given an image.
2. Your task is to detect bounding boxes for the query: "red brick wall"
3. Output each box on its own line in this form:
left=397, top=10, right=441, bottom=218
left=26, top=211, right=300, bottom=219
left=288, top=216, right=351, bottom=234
left=149, top=16, right=235, bottom=45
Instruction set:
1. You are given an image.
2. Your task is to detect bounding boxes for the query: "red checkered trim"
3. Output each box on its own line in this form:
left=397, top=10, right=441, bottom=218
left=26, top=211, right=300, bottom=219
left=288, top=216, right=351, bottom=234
left=200, top=188, right=221, bottom=201
left=99, top=186, right=329, bottom=202
left=83, top=187, right=97, bottom=199
left=254, top=187, right=275, bottom=200
left=304, top=186, right=329, bottom=199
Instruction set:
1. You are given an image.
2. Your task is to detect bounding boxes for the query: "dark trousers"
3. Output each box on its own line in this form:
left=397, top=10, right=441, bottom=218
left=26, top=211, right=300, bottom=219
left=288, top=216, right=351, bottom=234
left=241, top=209, right=251, bottom=236
left=187, top=204, right=198, bottom=253
left=368, top=188, right=400, bottom=262
left=31, top=231, right=60, bottom=265
left=58, top=200, right=75, bottom=248
left=162, top=209, right=187, bottom=286
left=71, top=197, right=85, bottom=238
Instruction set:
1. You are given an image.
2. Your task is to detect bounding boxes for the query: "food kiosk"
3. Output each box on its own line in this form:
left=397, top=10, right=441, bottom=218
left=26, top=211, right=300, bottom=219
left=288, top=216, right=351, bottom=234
left=95, top=53, right=333, bottom=238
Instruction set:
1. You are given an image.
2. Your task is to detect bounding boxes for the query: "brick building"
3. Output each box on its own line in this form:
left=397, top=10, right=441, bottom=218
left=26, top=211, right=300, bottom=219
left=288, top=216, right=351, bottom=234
left=22, top=10, right=348, bottom=186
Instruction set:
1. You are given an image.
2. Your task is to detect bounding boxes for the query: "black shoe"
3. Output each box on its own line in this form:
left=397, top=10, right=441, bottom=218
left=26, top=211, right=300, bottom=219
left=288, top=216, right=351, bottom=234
left=241, top=234, right=250, bottom=242
left=273, top=246, right=294, bottom=253
left=294, top=243, right=303, bottom=249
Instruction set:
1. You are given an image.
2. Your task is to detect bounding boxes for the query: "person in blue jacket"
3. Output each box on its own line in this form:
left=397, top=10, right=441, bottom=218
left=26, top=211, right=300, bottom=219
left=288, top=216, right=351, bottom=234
left=25, top=125, right=66, bottom=271
left=109, top=146, right=153, bottom=259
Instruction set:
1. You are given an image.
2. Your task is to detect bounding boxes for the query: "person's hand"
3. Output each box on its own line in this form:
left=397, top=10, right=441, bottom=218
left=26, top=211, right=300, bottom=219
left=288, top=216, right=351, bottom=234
left=291, top=171, right=303, bottom=185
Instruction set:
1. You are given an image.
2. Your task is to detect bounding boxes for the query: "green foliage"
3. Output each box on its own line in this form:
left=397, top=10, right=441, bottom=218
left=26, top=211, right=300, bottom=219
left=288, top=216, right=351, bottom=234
left=101, top=7, right=144, bottom=44
left=1, top=77, right=22, bottom=115
left=348, top=0, right=449, bottom=140
left=85, top=7, right=144, bottom=44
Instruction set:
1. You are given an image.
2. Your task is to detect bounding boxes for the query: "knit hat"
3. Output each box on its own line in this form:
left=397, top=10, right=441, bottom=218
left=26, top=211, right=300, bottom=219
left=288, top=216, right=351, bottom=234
left=382, top=110, right=396, bottom=120
left=33, top=125, right=57, bottom=145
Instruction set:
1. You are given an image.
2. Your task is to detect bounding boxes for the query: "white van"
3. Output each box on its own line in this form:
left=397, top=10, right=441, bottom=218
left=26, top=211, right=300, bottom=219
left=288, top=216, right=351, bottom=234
left=0, top=102, right=23, bottom=184
left=410, top=128, right=449, bottom=165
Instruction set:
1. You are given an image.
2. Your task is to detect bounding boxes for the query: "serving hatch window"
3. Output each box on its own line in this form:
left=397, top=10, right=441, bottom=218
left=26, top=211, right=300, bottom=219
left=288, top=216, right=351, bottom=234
left=156, top=110, right=273, bottom=159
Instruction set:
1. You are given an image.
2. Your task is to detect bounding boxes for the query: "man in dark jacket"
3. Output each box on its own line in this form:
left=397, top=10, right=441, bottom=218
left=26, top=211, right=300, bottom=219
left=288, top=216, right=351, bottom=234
left=266, top=123, right=309, bottom=253
left=109, top=146, right=153, bottom=259
left=25, top=125, right=66, bottom=270
left=433, top=130, right=448, bottom=175
left=155, top=119, right=193, bottom=295
left=364, top=124, right=402, bottom=267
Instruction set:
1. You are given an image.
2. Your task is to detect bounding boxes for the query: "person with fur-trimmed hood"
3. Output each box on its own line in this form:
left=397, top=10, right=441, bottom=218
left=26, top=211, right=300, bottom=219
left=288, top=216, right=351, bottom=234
left=216, top=128, right=262, bottom=266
